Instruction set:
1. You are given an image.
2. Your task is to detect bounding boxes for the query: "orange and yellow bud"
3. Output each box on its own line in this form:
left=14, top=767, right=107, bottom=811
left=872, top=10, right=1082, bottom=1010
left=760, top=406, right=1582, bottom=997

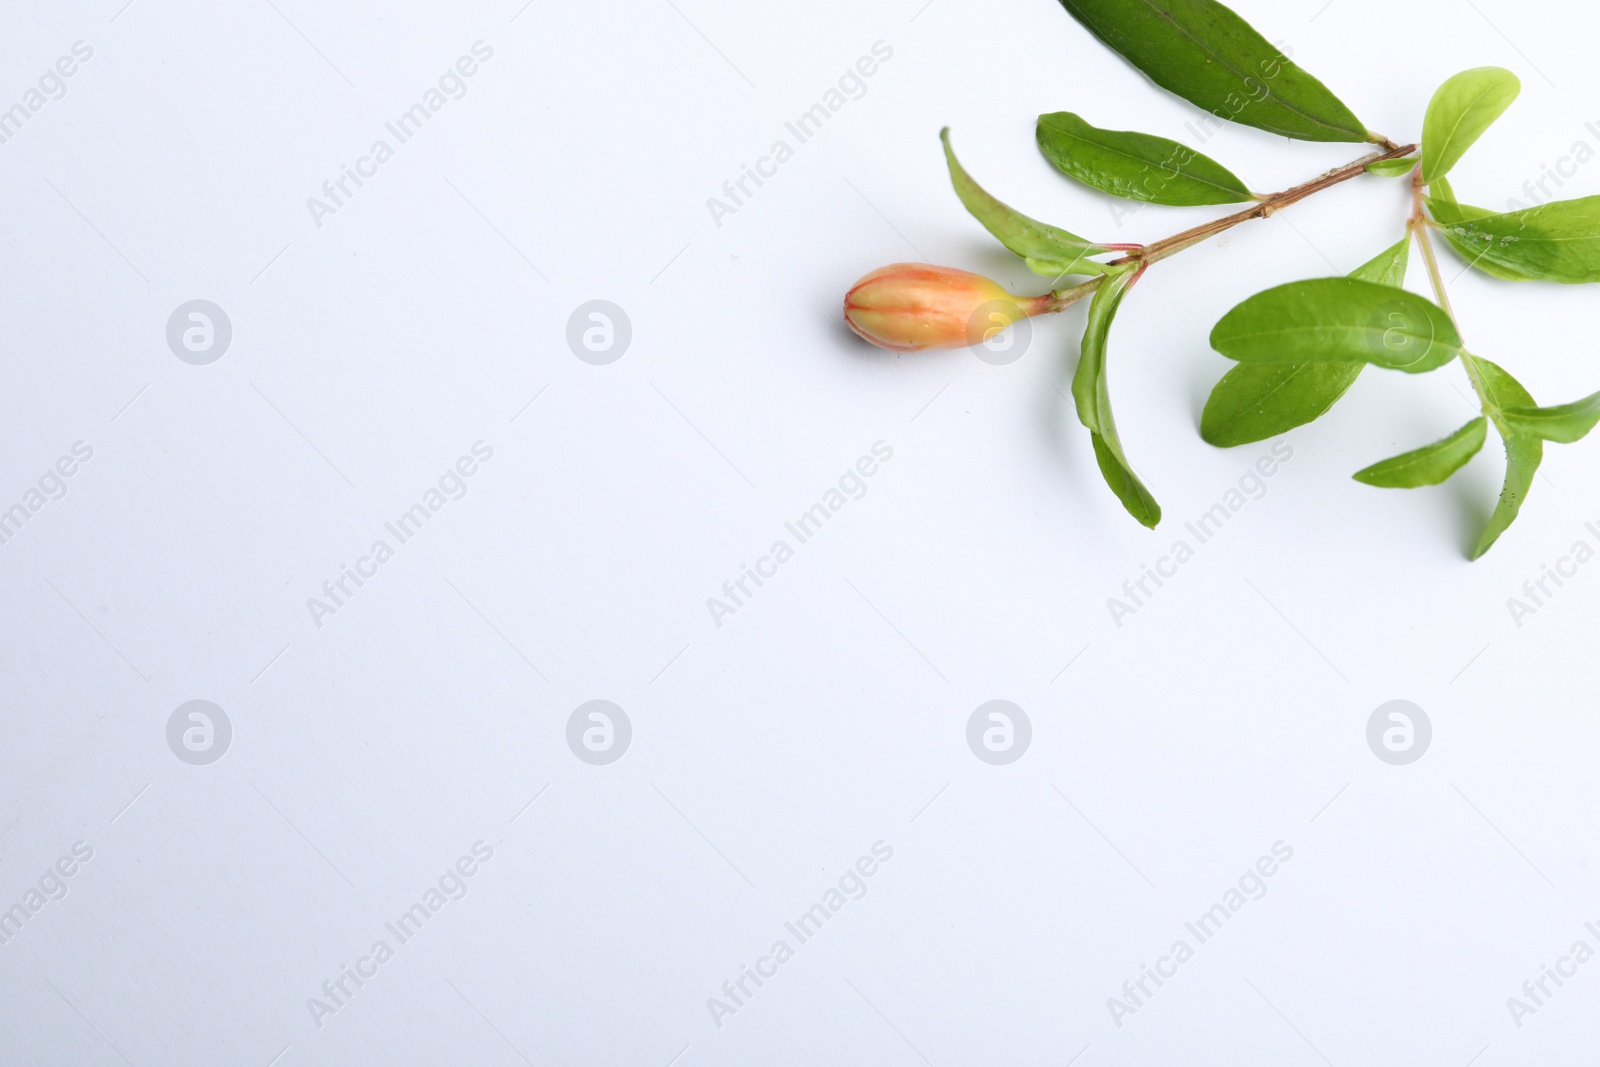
left=843, top=263, right=1054, bottom=352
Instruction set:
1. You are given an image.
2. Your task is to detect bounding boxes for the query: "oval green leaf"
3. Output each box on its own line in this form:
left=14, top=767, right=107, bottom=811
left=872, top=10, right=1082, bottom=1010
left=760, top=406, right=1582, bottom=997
left=1421, top=67, right=1520, bottom=182
left=1056, top=0, right=1368, bottom=142
left=1199, top=238, right=1409, bottom=446
left=1036, top=112, right=1255, bottom=206
left=1431, top=195, right=1600, bottom=284
left=1353, top=417, right=1487, bottom=488
left=1210, top=277, right=1461, bottom=373
left=1501, top=390, right=1600, bottom=443
left=942, top=128, right=1109, bottom=278
left=1074, top=266, right=1161, bottom=528
left=1201, top=363, right=1363, bottom=447
left=1471, top=356, right=1542, bottom=559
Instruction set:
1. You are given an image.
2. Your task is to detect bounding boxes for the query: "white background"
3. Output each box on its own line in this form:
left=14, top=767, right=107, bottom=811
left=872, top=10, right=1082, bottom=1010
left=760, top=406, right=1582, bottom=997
left=2, top=0, right=1599, bottom=1063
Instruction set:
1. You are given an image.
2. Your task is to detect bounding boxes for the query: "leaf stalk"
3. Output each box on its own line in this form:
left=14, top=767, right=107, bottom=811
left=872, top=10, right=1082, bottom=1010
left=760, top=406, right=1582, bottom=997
left=1407, top=170, right=1495, bottom=421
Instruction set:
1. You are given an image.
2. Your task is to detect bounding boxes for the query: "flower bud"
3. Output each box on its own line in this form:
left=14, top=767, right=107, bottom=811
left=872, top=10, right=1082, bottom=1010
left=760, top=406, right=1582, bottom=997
left=844, top=263, right=1053, bottom=352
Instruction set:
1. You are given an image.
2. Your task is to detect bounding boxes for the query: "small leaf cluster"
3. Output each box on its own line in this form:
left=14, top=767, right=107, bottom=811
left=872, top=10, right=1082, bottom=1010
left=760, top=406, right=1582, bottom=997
left=926, top=0, right=1600, bottom=557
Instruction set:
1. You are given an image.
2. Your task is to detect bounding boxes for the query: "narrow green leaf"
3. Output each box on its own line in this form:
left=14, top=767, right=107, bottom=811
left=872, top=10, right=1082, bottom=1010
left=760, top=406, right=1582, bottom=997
left=1056, top=0, right=1368, bottom=142
left=1210, top=277, right=1461, bottom=373
left=1198, top=239, right=1409, bottom=446
left=1501, top=390, right=1600, bottom=443
left=1072, top=268, right=1138, bottom=429
left=1471, top=356, right=1542, bottom=559
left=1366, top=156, right=1419, bottom=177
left=1429, top=194, right=1600, bottom=284
left=1036, top=111, right=1255, bottom=206
left=1074, top=266, right=1161, bottom=527
left=1353, top=417, right=1487, bottom=488
left=941, top=128, right=1108, bottom=278
left=1421, top=68, right=1519, bottom=182
left=1090, top=433, right=1161, bottom=529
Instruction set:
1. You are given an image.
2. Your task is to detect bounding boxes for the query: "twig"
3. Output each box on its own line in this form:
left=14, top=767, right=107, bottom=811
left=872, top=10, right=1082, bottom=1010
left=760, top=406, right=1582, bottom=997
left=1050, top=143, right=1418, bottom=307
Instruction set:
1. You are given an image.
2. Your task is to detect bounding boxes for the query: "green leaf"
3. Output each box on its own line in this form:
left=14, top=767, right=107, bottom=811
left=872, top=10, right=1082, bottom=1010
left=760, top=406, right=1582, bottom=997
left=1210, top=276, right=1461, bottom=373
left=1347, top=235, right=1414, bottom=288
left=1421, top=67, right=1519, bottom=182
left=1427, top=191, right=1540, bottom=282
left=1353, top=417, right=1487, bottom=487
left=941, top=128, right=1109, bottom=278
left=1501, top=390, right=1600, bottom=443
left=1036, top=111, right=1255, bottom=206
left=1200, top=363, right=1363, bottom=447
left=1056, top=0, right=1369, bottom=142
left=1471, top=356, right=1542, bottom=558
left=1429, top=195, right=1600, bottom=284
left=1074, top=266, right=1161, bottom=527
left=1475, top=354, right=1537, bottom=410
left=1426, top=177, right=1482, bottom=222
left=1198, top=239, right=1409, bottom=446
left=1090, top=434, right=1161, bottom=529
left=1366, top=156, right=1419, bottom=177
